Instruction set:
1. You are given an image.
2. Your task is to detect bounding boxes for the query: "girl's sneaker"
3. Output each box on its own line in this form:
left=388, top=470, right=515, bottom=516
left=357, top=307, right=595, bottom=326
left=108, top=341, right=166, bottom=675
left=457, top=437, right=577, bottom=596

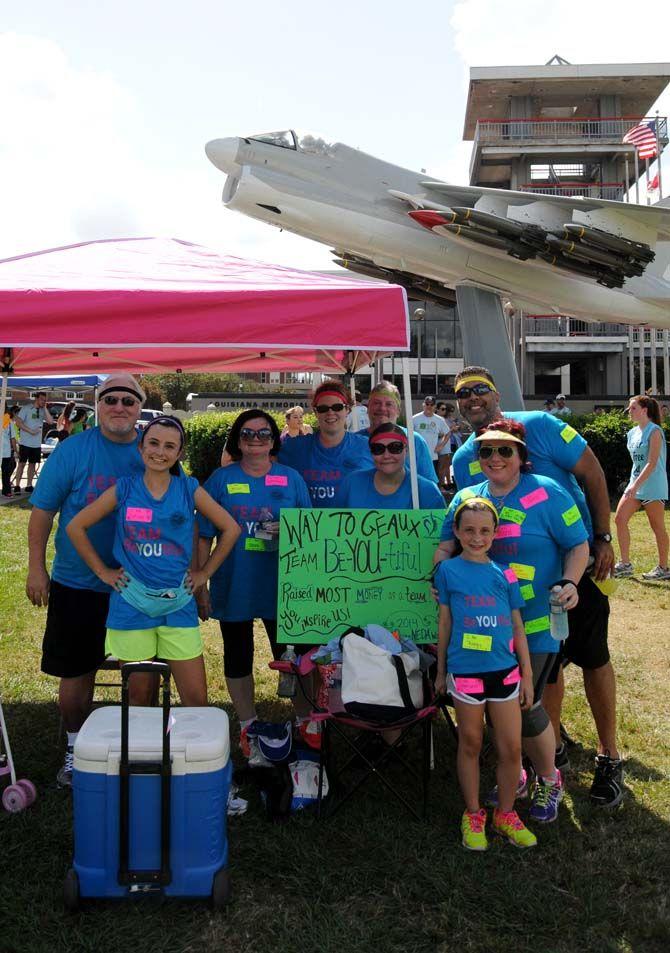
left=461, top=808, right=488, bottom=851
left=484, top=767, right=529, bottom=807
left=613, top=562, right=633, bottom=578
left=641, top=565, right=670, bottom=580
left=492, top=808, right=537, bottom=848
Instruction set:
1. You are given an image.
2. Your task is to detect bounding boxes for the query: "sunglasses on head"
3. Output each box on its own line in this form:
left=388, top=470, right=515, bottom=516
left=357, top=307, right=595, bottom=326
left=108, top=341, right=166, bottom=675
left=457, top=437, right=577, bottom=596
left=314, top=402, right=346, bottom=414
left=101, top=395, right=138, bottom=407
left=240, top=427, right=273, bottom=442
left=456, top=383, right=495, bottom=399
left=370, top=441, right=406, bottom=456
left=478, top=445, right=516, bottom=459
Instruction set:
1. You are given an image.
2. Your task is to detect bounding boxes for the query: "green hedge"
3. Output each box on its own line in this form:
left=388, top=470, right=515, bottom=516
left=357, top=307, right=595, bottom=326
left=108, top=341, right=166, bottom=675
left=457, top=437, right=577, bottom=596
left=183, top=411, right=317, bottom=483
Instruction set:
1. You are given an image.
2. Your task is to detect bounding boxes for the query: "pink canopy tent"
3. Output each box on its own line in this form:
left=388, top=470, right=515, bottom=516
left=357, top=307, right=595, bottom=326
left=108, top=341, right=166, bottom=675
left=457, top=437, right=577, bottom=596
left=0, top=237, right=409, bottom=376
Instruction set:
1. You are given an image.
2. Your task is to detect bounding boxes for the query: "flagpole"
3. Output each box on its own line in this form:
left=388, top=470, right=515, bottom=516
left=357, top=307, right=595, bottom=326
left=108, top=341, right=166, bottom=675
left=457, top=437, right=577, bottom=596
left=645, top=157, right=650, bottom=205
left=634, top=148, right=640, bottom=204
left=624, top=155, right=630, bottom=201
left=656, top=110, right=663, bottom=199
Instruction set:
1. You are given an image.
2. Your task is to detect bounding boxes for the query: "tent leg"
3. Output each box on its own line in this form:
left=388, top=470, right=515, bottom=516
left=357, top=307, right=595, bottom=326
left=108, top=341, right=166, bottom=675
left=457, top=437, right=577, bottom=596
left=0, top=373, right=8, bottom=446
left=455, top=286, right=525, bottom=410
left=348, top=374, right=359, bottom=431
left=401, top=356, right=419, bottom=509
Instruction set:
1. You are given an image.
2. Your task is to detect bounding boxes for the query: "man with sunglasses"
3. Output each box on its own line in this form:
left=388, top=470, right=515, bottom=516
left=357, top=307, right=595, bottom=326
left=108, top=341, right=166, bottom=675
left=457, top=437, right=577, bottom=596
left=27, top=374, right=149, bottom=787
left=412, top=396, right=450, bottom=477
left=278, top=378, right=372, bottom=506
left=451, top=365, right=623, bottom=809
left=360, top=381, right=437, bottom=484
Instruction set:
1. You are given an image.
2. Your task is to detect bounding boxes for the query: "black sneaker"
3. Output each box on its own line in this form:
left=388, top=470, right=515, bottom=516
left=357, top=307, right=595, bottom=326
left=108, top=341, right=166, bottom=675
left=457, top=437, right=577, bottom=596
left=25, top=485, right=34, bottom=493
left=57, top=746, right=75, bottom=788
left=590, top=752, right=624, bottom=808
left=555, top=743, right=570, bottom=771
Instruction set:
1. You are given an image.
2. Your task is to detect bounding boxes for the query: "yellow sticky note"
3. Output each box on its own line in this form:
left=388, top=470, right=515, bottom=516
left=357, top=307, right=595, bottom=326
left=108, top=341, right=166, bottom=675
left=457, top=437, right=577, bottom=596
left=524, top=616, right=550, bottom=635
left=468, top=460, right=482, bottom=476
left=500, top=506, right=526, bottom=525
left=227, top=483, right=251, bottom=494
left=520, top=583, right=535, bottom=601
left=562, top=504, right=581, bottom=526
left=462, top=633, right=493, bottom=652
left=245, top=537, right=266, bottom=551
left=560, top=425, right=578, bottom=444
left=509, top=562, right=536, bottom=581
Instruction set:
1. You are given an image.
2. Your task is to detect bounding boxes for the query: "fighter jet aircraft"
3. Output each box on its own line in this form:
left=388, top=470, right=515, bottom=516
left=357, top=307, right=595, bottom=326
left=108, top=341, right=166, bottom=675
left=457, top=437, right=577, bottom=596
left=205, top=129, right=670, bottom=328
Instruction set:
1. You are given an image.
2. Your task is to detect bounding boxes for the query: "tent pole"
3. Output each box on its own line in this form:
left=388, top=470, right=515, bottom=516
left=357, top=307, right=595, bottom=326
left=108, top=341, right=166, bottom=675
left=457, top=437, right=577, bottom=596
left=0, top=372, right=8, bottom=448
left=94, top=385, right=99, bottom=425
left=401, top=355, right=419, bottom=509
left=349, top=374, right=359, bottom=431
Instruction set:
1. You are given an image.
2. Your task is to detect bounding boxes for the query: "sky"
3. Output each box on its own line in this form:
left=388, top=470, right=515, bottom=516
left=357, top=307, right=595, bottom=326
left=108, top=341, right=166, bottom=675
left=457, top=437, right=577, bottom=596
left=2, top=0, right=670, bottom=269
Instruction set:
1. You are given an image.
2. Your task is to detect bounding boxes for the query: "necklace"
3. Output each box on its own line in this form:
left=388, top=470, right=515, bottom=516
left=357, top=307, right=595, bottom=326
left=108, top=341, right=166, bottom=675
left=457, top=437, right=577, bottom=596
left=487, top=480, right=519, bottom=512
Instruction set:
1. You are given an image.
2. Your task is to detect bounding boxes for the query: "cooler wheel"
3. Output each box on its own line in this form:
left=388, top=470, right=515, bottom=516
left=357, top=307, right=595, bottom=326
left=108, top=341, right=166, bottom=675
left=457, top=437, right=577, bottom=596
left=64, top=868, right=80, bottom=913
left=17, top=779, right=37, bottom=806
left=2, top=784, right=28, bottom=813
left=211, top=867, right=231, bottom=909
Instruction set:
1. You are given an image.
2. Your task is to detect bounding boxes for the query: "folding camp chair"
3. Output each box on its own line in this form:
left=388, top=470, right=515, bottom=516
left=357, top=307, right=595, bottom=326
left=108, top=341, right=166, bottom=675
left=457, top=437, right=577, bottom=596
left=270, top=653, right=439, bottom=822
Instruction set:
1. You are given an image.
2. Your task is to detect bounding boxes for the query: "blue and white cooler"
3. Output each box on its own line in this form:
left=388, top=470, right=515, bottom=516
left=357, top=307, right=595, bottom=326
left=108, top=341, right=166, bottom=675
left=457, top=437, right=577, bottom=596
left=65, top=662, right=231, bottom=908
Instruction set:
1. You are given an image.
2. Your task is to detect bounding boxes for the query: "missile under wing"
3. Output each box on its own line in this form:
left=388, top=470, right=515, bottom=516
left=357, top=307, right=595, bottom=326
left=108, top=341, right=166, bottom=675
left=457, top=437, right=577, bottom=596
left=205, top=129, right=670, bottom=328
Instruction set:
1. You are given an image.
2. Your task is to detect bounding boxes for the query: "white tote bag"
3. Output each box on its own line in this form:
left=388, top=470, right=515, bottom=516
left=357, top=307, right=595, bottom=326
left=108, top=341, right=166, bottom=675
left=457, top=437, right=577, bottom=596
left=340, top=631, right=424, bottom=720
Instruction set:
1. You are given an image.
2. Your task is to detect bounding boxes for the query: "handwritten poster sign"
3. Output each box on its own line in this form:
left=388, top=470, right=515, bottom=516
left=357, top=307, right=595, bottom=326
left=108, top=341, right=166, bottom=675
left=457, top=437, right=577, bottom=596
left=277, top=508, right=444, bottom=644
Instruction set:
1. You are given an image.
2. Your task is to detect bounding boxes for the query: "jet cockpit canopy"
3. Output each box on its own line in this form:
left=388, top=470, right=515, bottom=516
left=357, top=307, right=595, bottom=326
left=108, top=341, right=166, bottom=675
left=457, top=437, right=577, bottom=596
left=248, top=130, right=336, bottom=156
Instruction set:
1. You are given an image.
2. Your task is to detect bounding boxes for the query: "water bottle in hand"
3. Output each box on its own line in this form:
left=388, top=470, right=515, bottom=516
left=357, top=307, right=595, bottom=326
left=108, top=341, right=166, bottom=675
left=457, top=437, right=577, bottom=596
left=277, top=644, right=298, bottom=698
left=549, top=585, right=569, bottom=641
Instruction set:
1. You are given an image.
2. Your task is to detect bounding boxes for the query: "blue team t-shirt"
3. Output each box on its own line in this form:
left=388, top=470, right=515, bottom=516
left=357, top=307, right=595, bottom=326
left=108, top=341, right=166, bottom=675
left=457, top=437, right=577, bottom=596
left=452, top=411, right=592, bottom=538
left=359, top=426, right=438, bottom=483
left=441, top=473, right=588, bottom=653
left=435, top=556, right=524, bottom=674
left=30, top=428, right=144, bottom=592
left=336, top=468, right=446, bottom=510
left=197, top=462, right=311, bottom=622
left=278, top=431, right=372, bottom=507
left=626, top=423, right=668, bottom=500
left=106, top=474, right=200, bottom=630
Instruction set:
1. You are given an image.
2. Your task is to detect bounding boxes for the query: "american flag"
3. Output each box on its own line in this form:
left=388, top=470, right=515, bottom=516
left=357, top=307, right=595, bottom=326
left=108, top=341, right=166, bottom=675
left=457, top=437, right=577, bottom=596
left=623, top=119, right=658, bottom=160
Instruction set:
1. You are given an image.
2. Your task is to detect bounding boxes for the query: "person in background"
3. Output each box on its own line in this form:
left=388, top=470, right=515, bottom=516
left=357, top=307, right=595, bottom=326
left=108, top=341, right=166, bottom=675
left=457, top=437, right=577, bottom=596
left=614, top=395, right=669, bottom=580
left=552, top=395, right=572, bottom=418
left=543, top=399, right=556, bottom=414
left=56, top=401, right=76, bottom=441
left=278, top=378, right=372, bottom=506
left=451, top=365, right=623, bottom=809
left=361, top=381, right=437, bottom=484
left=26, top=374, right=155, bottom=787
left=2, top=406, right=18, bottom=498
left=70, top=407, right=89, bottom=435
left=436, top=402, right=462, bottom=488
left=413, top=396, right=450, bottom=477
left=346, top=390, right=370, bottom=432
left=197, top=409, right=314, bottom=753
left=336, top=423, right=445, bottom=510
left=280, top=405, right=312, bottom=440
left=14, top=392, right=54, bottom=493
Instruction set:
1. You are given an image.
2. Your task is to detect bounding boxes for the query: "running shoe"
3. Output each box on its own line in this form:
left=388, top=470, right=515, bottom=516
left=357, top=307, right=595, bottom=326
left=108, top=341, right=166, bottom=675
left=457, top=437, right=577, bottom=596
left=298, top=719, right=322, bottom=751
left=613, top=562, right=633, bottom=578
left=641, top=565, right=670, bottom=581
left=57, top=746, right=75, bottom=788
left=461, top=809, right=488, bottom=851
left=484, top=767, right=529, bottom=808
left=554, top=743, right=570, bottom=772
left=25, top=485, right=34, bottom=493
left=590, top=752, right=624, bottom=808
left=492, top=808, right=537, bottom=848
left=529, top=770, right=563, bottom=823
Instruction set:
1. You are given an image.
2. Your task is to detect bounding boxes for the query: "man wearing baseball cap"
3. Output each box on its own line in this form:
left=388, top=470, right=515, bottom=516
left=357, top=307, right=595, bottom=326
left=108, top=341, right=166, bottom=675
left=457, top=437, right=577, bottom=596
left=360, top=381, right=437, bottom=483
left=27, top=374, right=152, bottom=787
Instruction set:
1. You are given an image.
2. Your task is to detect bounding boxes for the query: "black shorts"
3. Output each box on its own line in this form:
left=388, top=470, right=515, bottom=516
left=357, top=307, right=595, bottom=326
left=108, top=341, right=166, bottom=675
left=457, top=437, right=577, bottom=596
left=219, top=619, right=282, bottom=679
left=19, top=445, right=41, bottom=464
left=41, top=579, right=110, bottom=678
left=548, top=574, right=610, bottom=681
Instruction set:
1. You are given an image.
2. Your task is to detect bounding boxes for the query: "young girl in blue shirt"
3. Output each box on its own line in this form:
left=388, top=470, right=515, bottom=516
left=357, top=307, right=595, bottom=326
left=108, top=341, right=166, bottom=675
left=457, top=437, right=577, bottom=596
left=434, top=497, right=535, bottom=851
left=67, top=416, right=240, bottom=705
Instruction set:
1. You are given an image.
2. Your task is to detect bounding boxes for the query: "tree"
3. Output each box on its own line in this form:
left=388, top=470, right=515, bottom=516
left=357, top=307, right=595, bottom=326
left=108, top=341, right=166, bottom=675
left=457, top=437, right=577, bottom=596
left=140, top=373, right=257, bottom=409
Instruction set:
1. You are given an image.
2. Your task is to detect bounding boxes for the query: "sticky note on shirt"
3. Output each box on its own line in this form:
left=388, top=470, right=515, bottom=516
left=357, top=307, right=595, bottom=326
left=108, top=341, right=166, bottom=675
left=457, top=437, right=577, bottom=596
left=499, top=506, right=526, bottom=525
left=496, top=523, right=521, bottom=539
left=520, top=583, right=535, bottom=601
left=509, top=562, right=535, bottom=581
left=524, top=615, right=550, bottom=635
left=462, top=633, right=492, bottom=652
left=520, top=486, right=549, bottom=509
left=468, top=460, right=482, bottom=476
left=562, top=504, right=581, bottom=526
left=245, top=537, right=266, bottom=552
left=265, top=474, right=288, bottom=487
left=560, top=425, right=578, bottom=444
left=126, top=507, right=153, bottom=523
left=227, top=483, right=251, bottom=494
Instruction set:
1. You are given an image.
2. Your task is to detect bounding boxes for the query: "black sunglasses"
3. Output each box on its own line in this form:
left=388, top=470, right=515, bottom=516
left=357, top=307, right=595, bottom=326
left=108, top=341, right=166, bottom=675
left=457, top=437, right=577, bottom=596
left=314, top=402, right=346, bottom=414
left=370, top=441, right=406, bottom=456
left=478, top=445, right=516, bottom=459
left=455, top=383, right=495, bottom=399
left=240, top=427, right=273, bottom=442
left=101, top=395, right=138, bottom=407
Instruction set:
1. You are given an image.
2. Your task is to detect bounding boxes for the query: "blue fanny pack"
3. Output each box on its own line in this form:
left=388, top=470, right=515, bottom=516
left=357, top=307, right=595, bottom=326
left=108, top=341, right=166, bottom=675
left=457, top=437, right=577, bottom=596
left=118, top=572, right=193, bottom=619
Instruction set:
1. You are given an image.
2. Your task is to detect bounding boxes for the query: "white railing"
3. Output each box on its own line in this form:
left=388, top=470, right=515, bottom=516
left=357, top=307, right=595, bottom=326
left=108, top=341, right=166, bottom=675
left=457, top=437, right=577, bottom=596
left=519, top=183, right=624, bottom=201
left=474, top=116, right=668, bottom=144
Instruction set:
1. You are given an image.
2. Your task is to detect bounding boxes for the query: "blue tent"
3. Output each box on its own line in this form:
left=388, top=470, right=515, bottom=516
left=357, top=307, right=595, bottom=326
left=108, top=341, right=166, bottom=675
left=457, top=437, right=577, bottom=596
left=7, top=375, right=105, bottom=390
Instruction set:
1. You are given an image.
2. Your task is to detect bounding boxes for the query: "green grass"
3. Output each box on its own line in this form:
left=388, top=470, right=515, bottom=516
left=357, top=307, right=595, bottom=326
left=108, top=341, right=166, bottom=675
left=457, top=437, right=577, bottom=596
left=1, top=501, right=669, bottom=953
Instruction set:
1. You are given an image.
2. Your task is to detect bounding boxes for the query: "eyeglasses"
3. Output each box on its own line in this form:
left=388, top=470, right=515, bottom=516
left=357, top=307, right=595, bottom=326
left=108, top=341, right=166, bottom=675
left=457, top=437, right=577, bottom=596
left=240, top=427, right=273, bottom=442
left=478, top=445, right=516, bottom=460
left=436, top=405, right=447, bottom=412
left=370, top=441, right=406, bottom=456
left=101, top=395, right=138, bottom=408
left=455, top=383, right=495, bottom=399
left=314, top=403, right=346, bottom=414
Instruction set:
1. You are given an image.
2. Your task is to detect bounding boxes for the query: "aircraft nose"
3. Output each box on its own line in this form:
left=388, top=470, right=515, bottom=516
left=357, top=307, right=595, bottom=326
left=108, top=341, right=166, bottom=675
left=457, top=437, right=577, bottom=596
left=205, top=137, right=242, bottom=174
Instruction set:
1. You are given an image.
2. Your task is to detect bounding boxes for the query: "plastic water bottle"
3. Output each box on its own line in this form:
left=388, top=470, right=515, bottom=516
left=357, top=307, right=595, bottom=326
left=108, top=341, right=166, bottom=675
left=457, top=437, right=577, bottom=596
left=549, top=586, right=569, bottom=641
left=277, top=645, right=297, bottom=698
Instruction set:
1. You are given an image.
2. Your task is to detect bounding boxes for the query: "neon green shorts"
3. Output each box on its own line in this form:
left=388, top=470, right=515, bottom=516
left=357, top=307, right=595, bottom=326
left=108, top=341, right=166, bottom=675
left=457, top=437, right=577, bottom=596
left=105, top=626, right=203, bottom=662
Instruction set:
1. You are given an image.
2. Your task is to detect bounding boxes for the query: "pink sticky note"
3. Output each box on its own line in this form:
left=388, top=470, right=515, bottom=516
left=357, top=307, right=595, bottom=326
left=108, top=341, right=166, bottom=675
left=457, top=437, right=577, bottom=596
left=503, top=667, right=521, bottom=685
left=496, top=523, right=522, bottom=539
left=125, top=507, right=153, bottom=523
left=509, top=638, right=515, bottom=652
left=265, top=474, right=288, bottom=486
left=503, top=568, right=519, bottom=583
left=454, top=677, right=485, bottom=694
left=520, top=486, right=549, bottom=509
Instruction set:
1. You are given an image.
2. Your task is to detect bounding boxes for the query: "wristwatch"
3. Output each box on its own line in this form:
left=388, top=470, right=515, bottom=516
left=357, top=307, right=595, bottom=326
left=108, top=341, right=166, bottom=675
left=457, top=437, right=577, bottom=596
left=593, top=533, right=612, bottom=543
